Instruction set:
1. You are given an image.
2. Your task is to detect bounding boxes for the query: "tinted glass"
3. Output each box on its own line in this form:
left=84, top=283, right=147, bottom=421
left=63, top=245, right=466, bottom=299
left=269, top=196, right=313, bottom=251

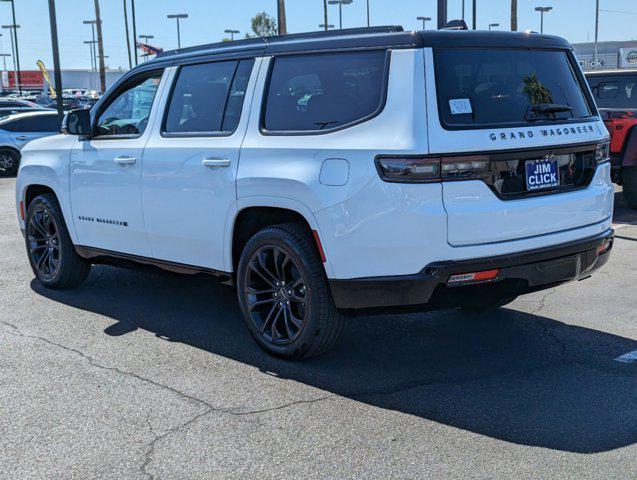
left=165, top=60, right=243, bottom=134
left=0, top=100, right=24, bottom=108
left=264, top=51, right=386, bottom=132
left=96, top=71, right=162, bottom=136
left=222, top=59, right=254, bottom=132
left=435, top=49, right=592, bottom=127
left=0, top=115, right=59, bottom=132
left=587, top=75, right=637, bottom=109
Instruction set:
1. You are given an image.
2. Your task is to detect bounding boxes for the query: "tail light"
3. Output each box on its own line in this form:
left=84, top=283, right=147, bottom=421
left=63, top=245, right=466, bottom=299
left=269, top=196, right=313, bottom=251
left=594, top=141, right=610, bottom=165
left=376, top=154, right=491, bottom=183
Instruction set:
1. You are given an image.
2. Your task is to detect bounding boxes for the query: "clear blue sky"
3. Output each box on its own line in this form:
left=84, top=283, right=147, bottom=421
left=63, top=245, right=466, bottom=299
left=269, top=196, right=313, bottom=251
left=5, top=0, right=637, bottom=71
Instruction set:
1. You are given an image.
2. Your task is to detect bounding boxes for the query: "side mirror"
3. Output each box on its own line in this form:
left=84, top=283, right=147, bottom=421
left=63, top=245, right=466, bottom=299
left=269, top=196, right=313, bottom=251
left=62, top=108, right=91, bottom=136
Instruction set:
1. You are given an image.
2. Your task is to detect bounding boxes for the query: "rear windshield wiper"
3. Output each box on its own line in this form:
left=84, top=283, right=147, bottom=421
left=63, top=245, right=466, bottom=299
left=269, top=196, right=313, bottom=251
left=525, top=103, right=573, bottom=122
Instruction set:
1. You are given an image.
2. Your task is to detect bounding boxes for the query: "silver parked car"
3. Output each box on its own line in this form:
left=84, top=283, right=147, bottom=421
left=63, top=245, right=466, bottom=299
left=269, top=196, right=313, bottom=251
left=0, top=111, right=61, bottom=175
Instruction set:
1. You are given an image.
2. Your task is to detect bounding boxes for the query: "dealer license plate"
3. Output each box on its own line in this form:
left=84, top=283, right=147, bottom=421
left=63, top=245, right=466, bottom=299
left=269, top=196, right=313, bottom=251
left=525, top=159, right=559, bottom=191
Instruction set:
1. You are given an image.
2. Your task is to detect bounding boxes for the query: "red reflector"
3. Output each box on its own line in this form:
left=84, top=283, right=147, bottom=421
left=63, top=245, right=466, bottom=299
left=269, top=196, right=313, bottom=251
left=19, top=201, right=25, bottom=221
left=448, top=269, right=499, bottom=284
left=312, top=230, right=326, bottom=263
left=597, top=241, right=611, bottom=255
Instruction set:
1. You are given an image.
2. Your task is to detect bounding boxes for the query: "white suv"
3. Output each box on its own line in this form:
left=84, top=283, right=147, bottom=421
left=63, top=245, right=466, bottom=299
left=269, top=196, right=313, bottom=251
left=15, top=27, right=614, bottom=359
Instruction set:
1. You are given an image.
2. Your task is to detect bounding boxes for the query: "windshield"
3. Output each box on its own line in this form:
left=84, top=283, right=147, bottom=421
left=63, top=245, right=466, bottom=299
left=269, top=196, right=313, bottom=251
left=434, top=48, right=593, bottom=127
left=587, top=74, right=637, bottom=109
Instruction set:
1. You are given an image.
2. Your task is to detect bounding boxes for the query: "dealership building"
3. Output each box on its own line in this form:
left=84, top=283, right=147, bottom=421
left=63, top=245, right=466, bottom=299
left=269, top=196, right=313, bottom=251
left=1, top=68, right=127, bottom=93
left=572, top=40, right=637, bottom=71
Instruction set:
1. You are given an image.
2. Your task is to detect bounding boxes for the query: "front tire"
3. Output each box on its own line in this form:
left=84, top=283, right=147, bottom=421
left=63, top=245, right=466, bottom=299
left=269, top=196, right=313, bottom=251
left=623, top=167, right=637, bottom=210
left=237, top=223, right=343, bottom=360
left=0, top=148, right=19, bottom=176
left=25, top=193, right=91, bottom=289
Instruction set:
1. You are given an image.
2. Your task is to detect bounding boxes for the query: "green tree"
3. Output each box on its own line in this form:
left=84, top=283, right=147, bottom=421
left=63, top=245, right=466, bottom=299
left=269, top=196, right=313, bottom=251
left=245, top=11, right=278, bottom=38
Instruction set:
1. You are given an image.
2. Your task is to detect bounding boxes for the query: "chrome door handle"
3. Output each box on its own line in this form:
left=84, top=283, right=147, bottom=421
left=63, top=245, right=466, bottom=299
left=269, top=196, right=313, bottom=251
left=16, top=135, right=28, bottom=141
left=202, top=157, right=230, bottom=168
left=114, top=155, right=136, bottom=165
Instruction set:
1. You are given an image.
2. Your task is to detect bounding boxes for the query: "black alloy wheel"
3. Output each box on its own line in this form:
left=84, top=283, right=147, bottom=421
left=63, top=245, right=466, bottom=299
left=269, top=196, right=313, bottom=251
left=25, top=193, right=90, bottom=289
left=244, top=245, right=308, bottom=345
left=27, top=203, right=61, bottom=280
left=0, top=148, right=19, bottom=176
left=237, top=223, right=344, bottom=359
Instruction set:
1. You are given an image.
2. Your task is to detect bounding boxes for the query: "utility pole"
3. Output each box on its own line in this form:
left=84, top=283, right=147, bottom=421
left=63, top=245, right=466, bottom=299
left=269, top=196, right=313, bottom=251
left=323, top=0, right=328, bottom=31
left=437, top=0, right=447, bottom=29
left=366, top=0, right=370, bottom=27
left=47, top=0, right=63, bottom=124
left=1, top=0, right=20, bottom=93
left=93, top=0, right=106, bottom=94
left=123, top=0, right=132, bottom=69
left=462, top=0, right=465, bottom=20
left=131, top=0, right=138, bottom=65
left=277, top=0, right=287, bottom=35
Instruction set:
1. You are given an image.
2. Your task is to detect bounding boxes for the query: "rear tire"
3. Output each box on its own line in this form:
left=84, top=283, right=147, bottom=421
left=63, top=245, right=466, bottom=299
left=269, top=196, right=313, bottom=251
left=236, top=223, right=343, bottom=360
left=623, top=167, right=637, bottom=210
left=25, top=193, right=91, bottom=289
left=0, top=148, right=19, bottom=176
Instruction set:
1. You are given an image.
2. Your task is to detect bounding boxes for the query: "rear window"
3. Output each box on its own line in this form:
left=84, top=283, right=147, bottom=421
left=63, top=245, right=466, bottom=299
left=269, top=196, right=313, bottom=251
left=263, top=50, right=387, bottom=132
left=0, top=115, right=59, bottom=132
left=587, top=74, right=637, bottom=109
left=434, top=48, right=593, bottom=128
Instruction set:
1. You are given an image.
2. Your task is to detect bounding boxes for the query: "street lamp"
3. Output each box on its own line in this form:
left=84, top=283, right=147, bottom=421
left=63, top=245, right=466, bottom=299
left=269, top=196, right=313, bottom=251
left=0, top=53, right=9, bottom=72
left=138, top=34, right=154, bottom=61
left=1, top=25, right=18, bottom=92
left=83, top=20, right=98, bottom=93
left=416, top=16, right=432, bottom=30
left=167, top=13, right=188, bottom=49
left=534, top=6, right=552, bottom=34
left=224, top=29, right=239, bottom=41
left=319, top=24, right=335, bottom=30
left=488, top=22, right=499, bottom=30
left=83, top=40, right=96, bottom=91
left=328, top=0, right=353, bottom=30
left=1, top=0, right=20, bottom=94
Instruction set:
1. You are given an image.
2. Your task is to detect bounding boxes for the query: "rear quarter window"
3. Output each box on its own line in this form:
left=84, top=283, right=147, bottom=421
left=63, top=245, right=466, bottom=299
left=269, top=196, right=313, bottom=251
left=263, top=50, right=388, bottom=133
left=434, top=48, right=593, bottom=128
left=587, top=74, right=637, bottom=109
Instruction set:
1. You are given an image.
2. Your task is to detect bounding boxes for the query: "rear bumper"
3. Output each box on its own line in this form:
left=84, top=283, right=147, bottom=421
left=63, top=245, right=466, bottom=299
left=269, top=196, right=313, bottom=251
left=329, top=229, right=614, bottom=312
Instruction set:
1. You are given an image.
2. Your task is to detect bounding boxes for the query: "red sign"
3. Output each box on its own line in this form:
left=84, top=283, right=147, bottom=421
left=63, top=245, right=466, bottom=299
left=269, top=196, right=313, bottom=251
left=5, top=70, right=44, bottom=88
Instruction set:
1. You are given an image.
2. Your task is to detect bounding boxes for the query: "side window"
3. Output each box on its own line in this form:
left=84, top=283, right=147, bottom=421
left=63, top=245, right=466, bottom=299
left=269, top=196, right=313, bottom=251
left=164, top=59, right=253, bottom=135
left=95, top=70, right=163, bottom=137
left=598, top=82, right=619, bottom=99
left=263, top=50, right=387, bottom=132
left=1, top=116, right=57, bottom=132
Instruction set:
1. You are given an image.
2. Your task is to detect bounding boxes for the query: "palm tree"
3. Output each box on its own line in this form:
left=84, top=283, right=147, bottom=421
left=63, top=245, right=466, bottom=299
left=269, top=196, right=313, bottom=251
left=511, top=0, right=518, bottom=31
left=277, top=0, right=287, bottom=35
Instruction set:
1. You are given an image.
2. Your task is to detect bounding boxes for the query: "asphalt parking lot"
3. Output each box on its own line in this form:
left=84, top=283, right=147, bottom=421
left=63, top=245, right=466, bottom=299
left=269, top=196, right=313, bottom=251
left=1, top=176, right=636, bottom=479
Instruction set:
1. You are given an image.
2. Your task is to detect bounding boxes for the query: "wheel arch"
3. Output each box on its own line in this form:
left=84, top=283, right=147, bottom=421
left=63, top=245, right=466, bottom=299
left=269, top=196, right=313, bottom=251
left=229, top=198, right=334, bottom=278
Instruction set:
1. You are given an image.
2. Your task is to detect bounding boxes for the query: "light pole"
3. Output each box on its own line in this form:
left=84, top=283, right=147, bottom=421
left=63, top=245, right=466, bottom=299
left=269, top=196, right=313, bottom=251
left=366, top=0, right=370, bottom=27
left=138, top=34, right=154, bottom=61
left=534, top=6, right=552, bottom=34
left=488, top=22, right=499, bottom=30
left=83, top=40, right=96, bottom=91
left=0, top=33, right=6, bottom=71
left=167, top=13, right=188, bottom=49
left=1, top=25, right=17, bottom=92
left=473, top=0, right=477, bottom=30
left=319, top=23, right=334, bottom=30
left=224, top=29, right=239, bottom=41
left=47, top=0, right=64, bottom=122
left=83, top=20, right=98, bottom=93
left=328, top=0, right=353, bottom=30
left=417, top=16, right=431, bottom=30
left=594, top=0, right=600, bottom=70
left=1, top=0, right=20, bottom=94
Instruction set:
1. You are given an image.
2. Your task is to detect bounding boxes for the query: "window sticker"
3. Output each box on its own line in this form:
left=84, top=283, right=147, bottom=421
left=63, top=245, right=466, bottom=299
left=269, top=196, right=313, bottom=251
left=449, top=98, right=472, bottom=115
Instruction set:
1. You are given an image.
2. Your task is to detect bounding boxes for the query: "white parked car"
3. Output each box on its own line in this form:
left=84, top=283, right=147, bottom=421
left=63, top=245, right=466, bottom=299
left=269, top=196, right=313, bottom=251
left=0, top=111, right=60, bottom=175
left=15, top=26, right=614, bottom=358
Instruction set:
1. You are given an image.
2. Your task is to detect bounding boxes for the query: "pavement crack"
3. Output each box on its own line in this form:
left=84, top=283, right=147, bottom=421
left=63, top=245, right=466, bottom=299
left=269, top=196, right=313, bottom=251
left=226, top=395, right=334, bottom=416
left=527, top=292, right=568, bottom=364
left=0, top=320, right=216, bottom=410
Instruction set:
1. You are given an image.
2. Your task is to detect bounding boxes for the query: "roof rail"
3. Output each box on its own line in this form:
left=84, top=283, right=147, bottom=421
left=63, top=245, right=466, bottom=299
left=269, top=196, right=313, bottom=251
left=156, top=25, right=405, bottom=59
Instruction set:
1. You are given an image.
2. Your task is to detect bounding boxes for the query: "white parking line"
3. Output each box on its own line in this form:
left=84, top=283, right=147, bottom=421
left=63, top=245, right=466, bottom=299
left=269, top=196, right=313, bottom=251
left=614, top=350, right=637, bottom=363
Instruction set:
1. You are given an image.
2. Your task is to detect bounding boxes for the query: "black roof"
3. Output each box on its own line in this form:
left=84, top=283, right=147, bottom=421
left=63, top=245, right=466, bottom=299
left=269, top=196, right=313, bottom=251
left=143, top=26, right=571, bottom=69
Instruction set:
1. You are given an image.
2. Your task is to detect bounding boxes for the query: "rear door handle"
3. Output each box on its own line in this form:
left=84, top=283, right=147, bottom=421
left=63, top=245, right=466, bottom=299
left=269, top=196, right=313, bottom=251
left=202, top=157, right=230, bottom=168
left=114, top=155, right=136, bottom=165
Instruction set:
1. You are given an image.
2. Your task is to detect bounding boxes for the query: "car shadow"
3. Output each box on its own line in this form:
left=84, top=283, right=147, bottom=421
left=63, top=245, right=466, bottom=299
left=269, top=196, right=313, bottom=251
left=614, top=189, right=637, bottom=224
left=31, top=265, right=637, bottom=454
